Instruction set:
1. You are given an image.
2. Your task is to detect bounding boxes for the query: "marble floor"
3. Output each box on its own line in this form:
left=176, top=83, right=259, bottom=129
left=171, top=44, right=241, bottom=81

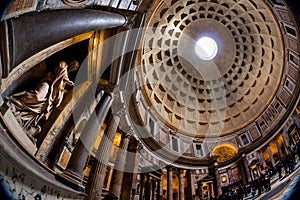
left=243, top=161, right=300, bottom=200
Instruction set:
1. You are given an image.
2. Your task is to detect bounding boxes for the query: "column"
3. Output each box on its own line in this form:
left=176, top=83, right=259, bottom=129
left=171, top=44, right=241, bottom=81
left=139, top=174, right=145, bottom=200
left=210, top=182, right=215, bottom=198
left=121, top=141, right=143, bottom=200
left=151, top=179, right=157, bottom=200
left=282, top=130, right=291, bottom=153
left=131, top=143, right=143, bottom=199
left=267, top=146, right=276, bottom=167
left=145, top=174, right=150, bottom=200
left=258, top=150, right=267, bottom=169
left=275, top=138, right=283, bottom=159
left=280, top=134, right=289, bottom=155
left=197, top=182, right=202, bottom=200
left=84, top=112, right=121, bottom=200
left=178, top=169, right=185, bottom=200
left=242, top=154, right=251, bottom=182
left=186, top=170, right=193, bottom=200
left=167, top=166, right=173, bottom=200
left=109, top=133, right=130, bottom=198
left=45, top=115, right=74, bottom=169
left=62, top=92, right=112, bottom=184
left=157, top=179, right=162, bottom=200
left=249, top=167, right=254, bottom=181
left=239, top=159, right=247, bottom=185
left=213, top=162, right=221, bottom=197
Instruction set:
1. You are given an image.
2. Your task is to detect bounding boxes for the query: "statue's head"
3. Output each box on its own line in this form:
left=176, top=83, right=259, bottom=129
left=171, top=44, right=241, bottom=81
left=69, top=61, right=79, bottom=72
left=59, top=61, right=68, bottom=69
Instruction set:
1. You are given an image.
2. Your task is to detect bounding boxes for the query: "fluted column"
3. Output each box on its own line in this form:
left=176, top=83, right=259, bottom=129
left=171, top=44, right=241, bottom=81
left=280, top=134, right=289, bottom=155
left=275, top=138, right=283, bottom=160
left=242, top=154, right=251, bottom=183
left=267, top=146, right=276, bottom=167
left=151, top=179, right=157, bottom=200
left=282, top=130, right=291, bottom=153
left=157, top=179, right=162, bottom=200
left=109, top=133, right=131, bottom=198
left=145, top=174, right=150, bottom=200
left=139, top=174, right=145, bottom=200
left=186, top=170, right=193, bottom=200
left=167, top=166, right=173, bottom=200
left=210, top=182, right=215, bottom=198
left=45, top=115, right=75, bottom=169
left=250, top=168, right=255, bottom=180
left=239, top=159, right=247, bottom=185
left=178, top=169, right=185, bottom=200
left=198, top=182, right=203, bottom=200
left=258, top=150, right=267, bottom=169
left=62, top=92, right=112, bottom=185
left=84, top=112, right=121, bottom=200
left=121, top=141, right=143, bottom=200
left=213, top=162, right=221, bottom=197
left=131, top=143, right=143, bottom=198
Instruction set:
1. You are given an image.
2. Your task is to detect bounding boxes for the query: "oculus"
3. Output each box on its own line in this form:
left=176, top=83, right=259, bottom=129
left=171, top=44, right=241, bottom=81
left=195, top=36, right=218, bottom=60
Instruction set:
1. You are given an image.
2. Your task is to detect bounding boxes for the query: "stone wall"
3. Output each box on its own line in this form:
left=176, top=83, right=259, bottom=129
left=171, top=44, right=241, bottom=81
left=0, top=152, right=84, bottom=200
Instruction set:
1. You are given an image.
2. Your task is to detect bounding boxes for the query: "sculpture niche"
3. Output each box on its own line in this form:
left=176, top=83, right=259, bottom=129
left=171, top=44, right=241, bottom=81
left=6, top=61, right=79, bottom=143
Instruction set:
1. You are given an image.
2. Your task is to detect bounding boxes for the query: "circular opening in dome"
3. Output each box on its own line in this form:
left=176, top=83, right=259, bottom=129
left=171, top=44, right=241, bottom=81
left=195, top=37, right=218, bottom=60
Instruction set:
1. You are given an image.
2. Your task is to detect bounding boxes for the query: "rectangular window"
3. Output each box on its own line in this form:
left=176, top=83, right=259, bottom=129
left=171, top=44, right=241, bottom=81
left=286, top=26, right=296, bottom=37
left=241, top=135, right=249, bottom=145
left=196, top=144, right=203, bottom=157
left=271, top=0, right=284, bottom=6
left=149, top=118, right=155, bottom=136
left=172, top=137, right=179, bottom=152
left=290, top=54, right=299, bottom=65
left=285, top=79, right=295, bottom=92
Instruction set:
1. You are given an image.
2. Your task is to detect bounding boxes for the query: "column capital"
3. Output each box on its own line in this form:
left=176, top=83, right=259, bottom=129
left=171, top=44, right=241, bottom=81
left=258, top=148, right=263, bottom=153
left=151, top=179, right=157, bottom=183
left=188, top=169, right=196, bottom=175
left=177, top=168, right=184, bottom=174
left=98, top=82, right=116, bottom=93
left=120, top=12, right=138, bottom=30
left=122, top=132, right=132, bottom=139
left=166, top=165, right=173, bottom=200
left=274, top=137, right=280, bottom=143
left=112, top=104, right=126, bottom=117
left=120, top=127, right=135, bottom=137
left=167, top=165, right=173, bottom=171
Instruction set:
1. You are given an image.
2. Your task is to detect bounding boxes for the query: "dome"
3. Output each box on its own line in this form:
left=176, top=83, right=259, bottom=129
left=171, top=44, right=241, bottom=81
left=195, top=36, right=218, bottom=60
left=1, top=0, right=300, bottom=199
left=138, top=0, right=284, bottom=138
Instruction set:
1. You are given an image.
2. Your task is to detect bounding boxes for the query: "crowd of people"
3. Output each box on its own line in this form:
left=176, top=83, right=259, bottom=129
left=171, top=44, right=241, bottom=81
left=215, top=139, right=300, bottom=200
left=216, top=175, right=271, bottom=200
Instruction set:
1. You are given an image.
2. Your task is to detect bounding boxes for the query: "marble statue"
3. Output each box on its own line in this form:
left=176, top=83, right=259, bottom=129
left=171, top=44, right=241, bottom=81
left=7, top=61, right=79, bottom=143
